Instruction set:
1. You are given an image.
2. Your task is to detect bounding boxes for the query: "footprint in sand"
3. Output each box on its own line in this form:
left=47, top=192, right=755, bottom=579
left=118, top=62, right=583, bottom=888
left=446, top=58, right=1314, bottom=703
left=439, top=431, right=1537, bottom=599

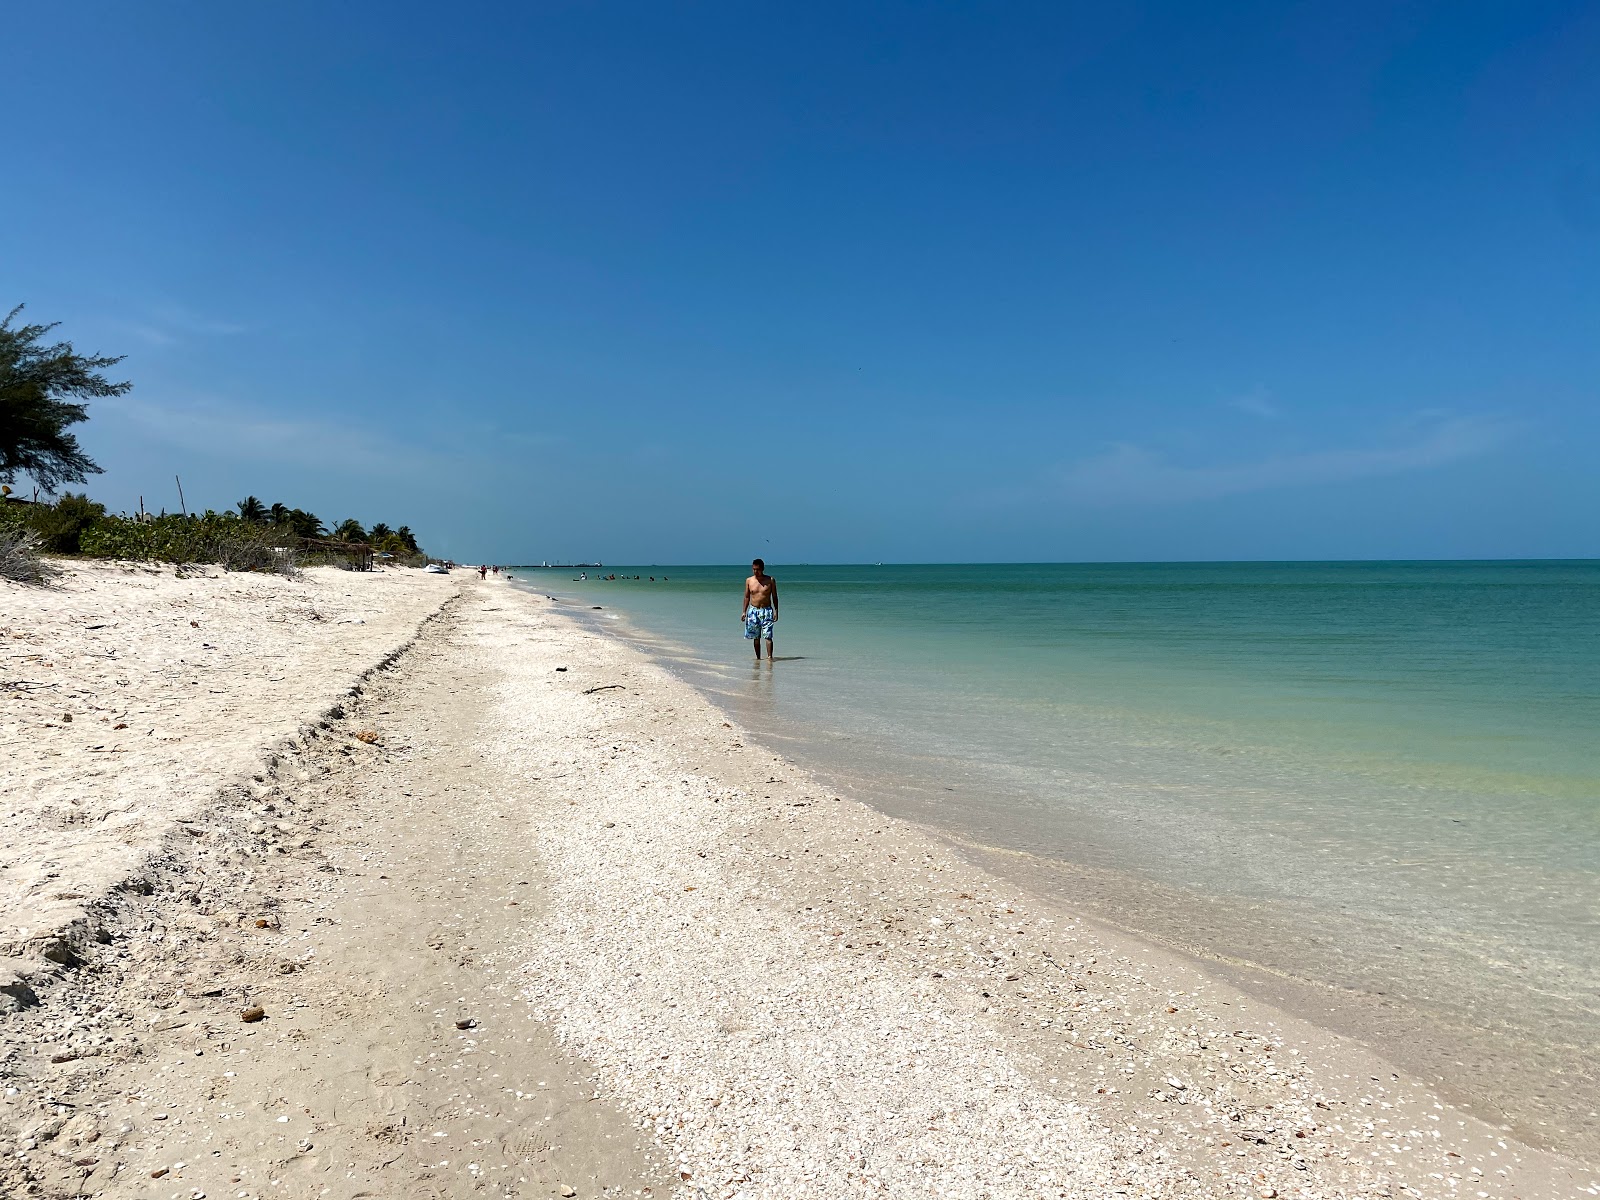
left=505, top=1130, right=553, bottom=1160
left=366, top=1120, right=408, bottom=1144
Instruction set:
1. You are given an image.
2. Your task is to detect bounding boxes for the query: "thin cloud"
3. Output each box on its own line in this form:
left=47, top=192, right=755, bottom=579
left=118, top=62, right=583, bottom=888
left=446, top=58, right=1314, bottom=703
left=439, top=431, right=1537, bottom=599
left=472, top=427, right=569, bottom=451
left=1048, top=415, right=1514, bottom=506
left=103, top=396, right=449, bottom=476
left=149, top=302, right=249, bottom=337
left=111, top=303, right=249, bottom=348
left=118, top=322, right=181, bottom=348
left=1229, top=387, right=1280, bottom=419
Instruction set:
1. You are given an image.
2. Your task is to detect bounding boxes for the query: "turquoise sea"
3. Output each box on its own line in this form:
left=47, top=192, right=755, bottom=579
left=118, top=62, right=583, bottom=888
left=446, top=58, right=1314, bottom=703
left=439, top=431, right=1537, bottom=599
left=510, top=561, right=1600, bottom=1158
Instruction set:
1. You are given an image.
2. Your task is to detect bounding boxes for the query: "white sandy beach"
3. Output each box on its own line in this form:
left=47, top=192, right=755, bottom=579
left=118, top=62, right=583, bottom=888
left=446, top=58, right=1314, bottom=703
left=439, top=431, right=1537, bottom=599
left=1, top=564, right=1593, bottom=1199
left=1, top=563, right=453, bottom=1002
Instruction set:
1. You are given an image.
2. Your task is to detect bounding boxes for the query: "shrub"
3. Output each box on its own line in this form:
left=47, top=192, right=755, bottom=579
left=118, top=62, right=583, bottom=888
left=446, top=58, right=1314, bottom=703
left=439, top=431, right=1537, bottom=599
left=6, top=492, right=422, bottom=574
left=80, top=512, right=198, bottom=561
left=76, top=511, right=297, bottom=574
left=206, top=520, right=300, bottom=575
left=27, top=491, right=107, bottom=553
left=0, top=500, right=28, bottom=538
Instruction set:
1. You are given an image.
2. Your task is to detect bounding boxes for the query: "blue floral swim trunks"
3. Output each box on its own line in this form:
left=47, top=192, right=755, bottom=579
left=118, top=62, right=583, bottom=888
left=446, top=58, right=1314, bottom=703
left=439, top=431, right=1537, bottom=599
left=744, top=606, right=776, bottom=640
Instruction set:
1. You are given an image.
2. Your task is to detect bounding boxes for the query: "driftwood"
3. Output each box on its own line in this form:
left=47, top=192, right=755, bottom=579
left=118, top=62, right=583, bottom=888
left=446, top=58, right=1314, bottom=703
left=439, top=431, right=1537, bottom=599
left=582, top=684, right=626, bottom=695
left=0, top=529, right=59, bottom=586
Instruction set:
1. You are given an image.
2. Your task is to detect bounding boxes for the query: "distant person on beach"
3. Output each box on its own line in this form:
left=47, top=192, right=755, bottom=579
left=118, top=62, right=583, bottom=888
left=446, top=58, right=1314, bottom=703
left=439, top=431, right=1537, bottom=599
left=742, top=558, right=779, bottom=660
left=479, top=565, right=487, bottom=580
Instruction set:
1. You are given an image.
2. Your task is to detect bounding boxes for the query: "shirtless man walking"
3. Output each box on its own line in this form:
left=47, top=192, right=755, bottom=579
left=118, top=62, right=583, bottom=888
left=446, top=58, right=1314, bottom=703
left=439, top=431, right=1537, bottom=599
left=741, top=558, right=779, bottom=661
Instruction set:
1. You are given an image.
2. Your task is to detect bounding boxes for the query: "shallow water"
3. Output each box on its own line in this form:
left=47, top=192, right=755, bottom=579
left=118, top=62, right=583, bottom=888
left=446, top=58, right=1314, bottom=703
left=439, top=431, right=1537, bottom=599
left=511, top=561, right=1600, bottom=1158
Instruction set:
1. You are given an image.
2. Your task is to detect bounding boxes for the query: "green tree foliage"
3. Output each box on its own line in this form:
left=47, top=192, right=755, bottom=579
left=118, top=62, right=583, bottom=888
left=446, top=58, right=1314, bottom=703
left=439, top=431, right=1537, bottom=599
left=0, top=306, right=130, bottom=491
left=237, top=495, right=267, bottom=522
left=27, top=491, right=107, bottom=553
left=260, top=501, right=326, bottom=539
left=287, top=508, right=325, bottom=538
left=76, top=510, right=295, bottom=572
left=368, top=522, right=393, bottom=543
left=2, top=491, right=425, bottom=567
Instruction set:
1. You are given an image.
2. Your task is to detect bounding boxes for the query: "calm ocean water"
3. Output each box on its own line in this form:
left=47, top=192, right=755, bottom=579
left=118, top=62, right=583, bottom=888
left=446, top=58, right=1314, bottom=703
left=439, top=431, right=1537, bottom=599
left=511, top=561, right=1600, bottom=1155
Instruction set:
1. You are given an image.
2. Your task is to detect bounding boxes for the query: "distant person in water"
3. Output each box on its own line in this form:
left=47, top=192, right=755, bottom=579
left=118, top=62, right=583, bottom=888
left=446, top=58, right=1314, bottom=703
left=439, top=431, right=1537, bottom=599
left=742, top=558, right=779, bottom=660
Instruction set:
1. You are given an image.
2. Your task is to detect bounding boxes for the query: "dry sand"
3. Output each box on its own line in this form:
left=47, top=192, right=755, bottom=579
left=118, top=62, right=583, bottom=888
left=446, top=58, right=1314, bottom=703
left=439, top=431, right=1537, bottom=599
left=2, top=561, right=453, bottom=1003
left=1, top=568, right=1594, bottom=1199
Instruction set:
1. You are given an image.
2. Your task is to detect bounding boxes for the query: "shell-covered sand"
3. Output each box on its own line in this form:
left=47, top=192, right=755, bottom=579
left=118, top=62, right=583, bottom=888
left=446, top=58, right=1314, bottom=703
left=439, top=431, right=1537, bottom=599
left=0, top=568, right=1591, bottom=1198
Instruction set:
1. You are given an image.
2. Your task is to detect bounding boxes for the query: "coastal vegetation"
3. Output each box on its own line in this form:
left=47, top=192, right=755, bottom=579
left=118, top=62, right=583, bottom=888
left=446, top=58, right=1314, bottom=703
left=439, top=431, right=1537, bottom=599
left=0, top=492, right=430, bottom=576
left=0, top=305, right=129, bottom=492
left=230, top=496, right=422, bottom=558
left=1, top=303, right=431, bottom=580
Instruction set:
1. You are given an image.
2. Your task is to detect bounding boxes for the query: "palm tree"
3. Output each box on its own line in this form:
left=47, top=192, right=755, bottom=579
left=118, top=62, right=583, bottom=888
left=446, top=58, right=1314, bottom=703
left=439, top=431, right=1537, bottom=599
left=237, top=496, right=267, bottom=523
left=333, top=518, right=367, bottom=543
left=368, top=522, right=393, bottom=544
left=395, top=525, right=419, bottom=553
left=268, top=502, right=291, bottom=526
left=289, top=509, right=325, bottom=539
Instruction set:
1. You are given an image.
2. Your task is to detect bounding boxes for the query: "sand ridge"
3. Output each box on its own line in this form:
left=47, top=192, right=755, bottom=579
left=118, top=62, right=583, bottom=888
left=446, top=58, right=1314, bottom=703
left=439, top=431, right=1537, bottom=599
left=1, top=583, right=667, bottom=1199
left=1, top=559, right=454, bottom=999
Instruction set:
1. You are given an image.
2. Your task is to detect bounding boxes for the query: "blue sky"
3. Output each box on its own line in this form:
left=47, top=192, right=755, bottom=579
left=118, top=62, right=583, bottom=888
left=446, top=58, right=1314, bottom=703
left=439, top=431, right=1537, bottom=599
left=4, top=1, right=1596, bottom=563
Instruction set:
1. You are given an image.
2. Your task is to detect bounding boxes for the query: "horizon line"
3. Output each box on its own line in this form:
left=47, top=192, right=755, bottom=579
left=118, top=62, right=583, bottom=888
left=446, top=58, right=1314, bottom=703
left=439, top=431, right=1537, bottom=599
left=491, top=556, right=1600, bottom=568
